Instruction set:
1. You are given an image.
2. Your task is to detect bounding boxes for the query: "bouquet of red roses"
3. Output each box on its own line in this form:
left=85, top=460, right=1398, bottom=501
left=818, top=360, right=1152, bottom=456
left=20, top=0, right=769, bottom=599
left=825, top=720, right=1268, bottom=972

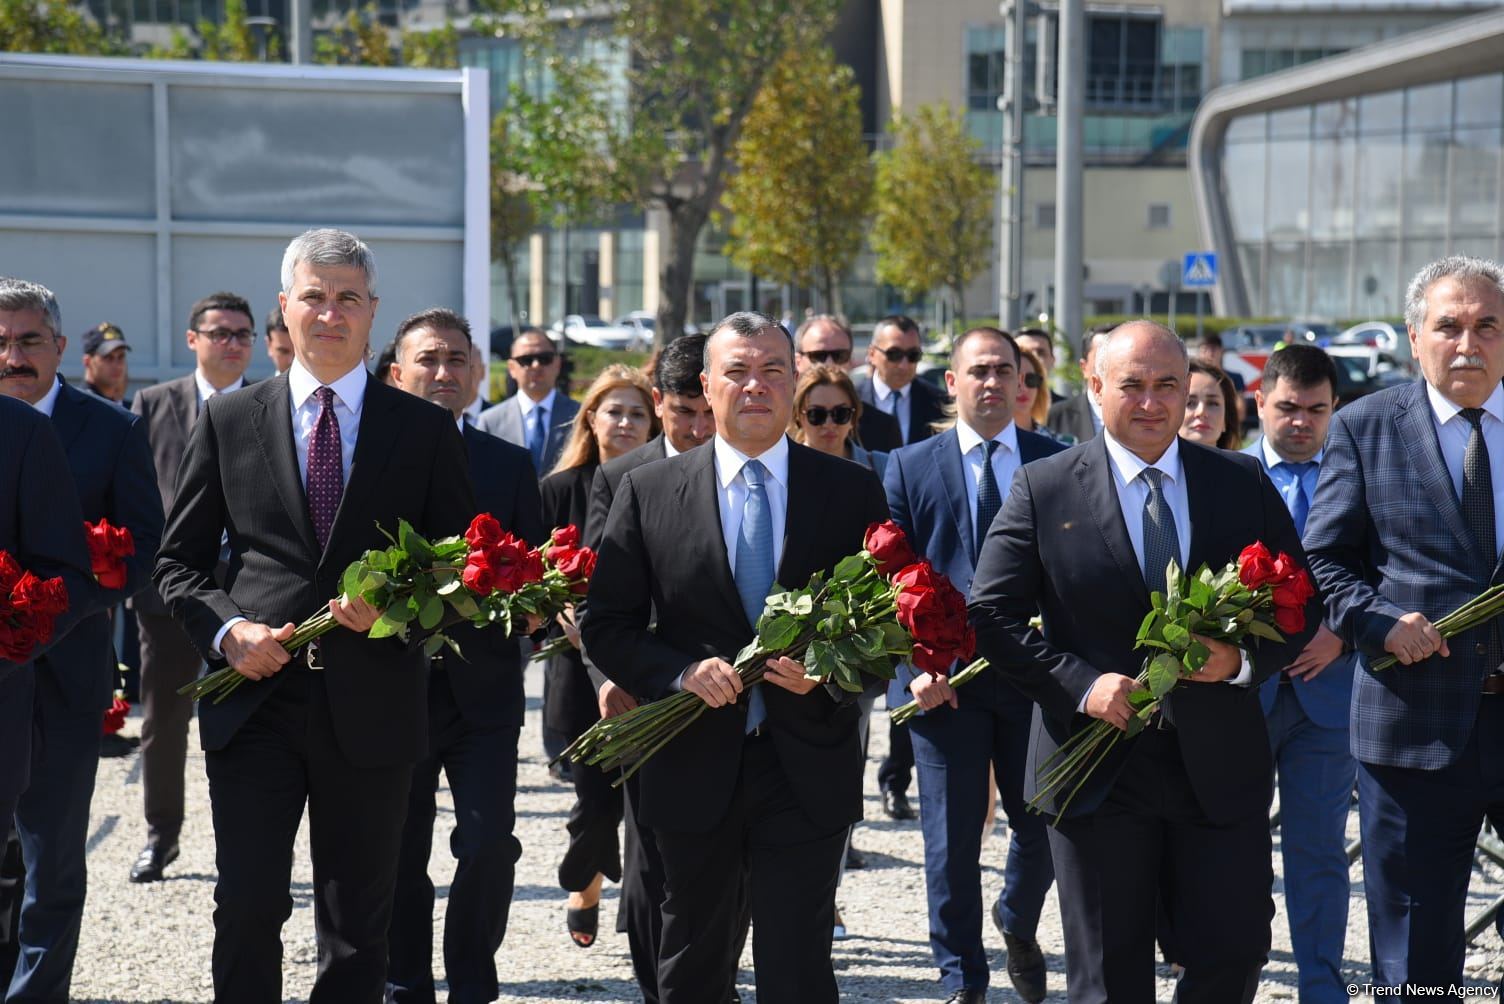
left=0, top=551, right=69, bottom=664
left=1028, top=541, right=1314, bottom=822
left=558, top=521, right=973, bottom=784
left=182, top=516, right=595, bottom=703
left=84, top=519, right=135, bottom=590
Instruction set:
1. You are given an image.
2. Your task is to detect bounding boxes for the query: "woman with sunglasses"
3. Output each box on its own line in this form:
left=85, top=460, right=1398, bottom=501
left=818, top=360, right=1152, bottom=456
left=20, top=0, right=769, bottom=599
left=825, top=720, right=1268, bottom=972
left=1014, top=347, right=1075, bottom=446
left=789, top=364, right=888, bottom=480
left=1179, top=359, right=1243, bottom=449
left=540, top=364, right=660, bottom=949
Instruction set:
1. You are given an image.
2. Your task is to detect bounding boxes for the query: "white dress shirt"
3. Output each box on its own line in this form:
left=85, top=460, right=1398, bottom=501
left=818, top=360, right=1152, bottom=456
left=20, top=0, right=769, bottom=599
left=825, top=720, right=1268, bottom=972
left=663, top=435, right=682, bottom=459
left=195, top=369, right=245, bottom=404
left=713, top=434, right=789, bottom=576
left=956, top=418, right=1020, bottom=533
left=31, top=376, right=63, bottom=417
left=1087, top=391, right=1105, bottom=434
left=518, top=387, right=558, bottom=431
left=872, top=374, right=913, bottom=443
left=1427, top=381, right=1504, bottom=559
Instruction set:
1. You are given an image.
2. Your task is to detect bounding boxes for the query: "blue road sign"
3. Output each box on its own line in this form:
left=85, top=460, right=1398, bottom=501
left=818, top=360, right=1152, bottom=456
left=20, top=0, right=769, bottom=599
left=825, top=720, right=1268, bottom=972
left=1182, top=252, right=1218, bottom=288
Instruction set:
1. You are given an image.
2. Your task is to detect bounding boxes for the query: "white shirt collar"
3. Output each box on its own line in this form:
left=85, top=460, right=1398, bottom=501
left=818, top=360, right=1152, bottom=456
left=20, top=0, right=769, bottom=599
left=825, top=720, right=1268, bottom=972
left=955, top=417, right=1017, bottom=457
left=1103, top=431, right=1183, bottom=488
left=713, top=434, right=790, bottom=490
left=663, top=435, right=682, bottom=458
left=872, top=373, right=911, bottom=402
left=518, top=388, right=557, bottom=417
left=195, top=368, right=245, bottom=402
left=1426, top=380, right=1504, bottom=429
left=288, top=358, right=367, bottom=415
left=1260, top=435, right=1323, bottom=469
left=31, top=376, right=63, bottom=417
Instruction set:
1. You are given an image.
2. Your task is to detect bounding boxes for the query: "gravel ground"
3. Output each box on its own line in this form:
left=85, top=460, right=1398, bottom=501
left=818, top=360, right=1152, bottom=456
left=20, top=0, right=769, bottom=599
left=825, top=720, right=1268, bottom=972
left=69, top=667, right=1504, bottom=1003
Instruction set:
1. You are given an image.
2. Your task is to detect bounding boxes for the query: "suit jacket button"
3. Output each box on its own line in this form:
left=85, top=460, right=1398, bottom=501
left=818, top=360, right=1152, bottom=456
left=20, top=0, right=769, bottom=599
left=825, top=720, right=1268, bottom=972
left=1479, top=643, right=1489, bottom=656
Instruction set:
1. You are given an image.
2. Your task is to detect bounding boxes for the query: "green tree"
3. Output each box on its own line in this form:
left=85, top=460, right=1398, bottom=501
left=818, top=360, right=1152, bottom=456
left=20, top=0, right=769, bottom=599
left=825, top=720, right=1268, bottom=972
left=0, top=0, right=127, bottom=54
left=871, top=103, right=994, bottom=324
left=491, top=113, right=538, bottom=332
left=401, top=22, right=458, bottom=68
left=314, top=5, right=394, bottom=65
left=720, top=46, right=870, bottom=314
left=198, top=0, right=263, bottom=61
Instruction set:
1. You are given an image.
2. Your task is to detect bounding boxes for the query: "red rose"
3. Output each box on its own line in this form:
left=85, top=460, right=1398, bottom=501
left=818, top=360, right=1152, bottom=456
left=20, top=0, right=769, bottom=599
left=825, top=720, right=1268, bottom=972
left=553, top=545, right=596, bottom=595
left=894, top=562, right=973, bottom=675
left=102, top=695, right=130, bottom=735
left=86, top=519, right=134, bottom=590
left=1273, top=604, right=1306, bottom=635
left=11, top=572, right=67, bottom=617
left=464, top=513, right=503, bottom=549
left=461, top=550, right=497, bottom=594
left=491, top=542, right=545, bottom=593
left=0, top=553, right=21, bottom=593
left=865, top=520, right=917, bottom=579
left=1238, top=542, right=1277, bottom=589
left=1271, top=569, right=1316, bottom=610
left=550, top=524, right=581, bottom=550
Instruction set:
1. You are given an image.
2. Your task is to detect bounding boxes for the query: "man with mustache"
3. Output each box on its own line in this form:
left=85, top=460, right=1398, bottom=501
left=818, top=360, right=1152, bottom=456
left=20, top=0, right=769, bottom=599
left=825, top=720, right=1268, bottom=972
left=1306, top=256, right=1504, bottom=995
left=127, top=291, right=256, bottom=884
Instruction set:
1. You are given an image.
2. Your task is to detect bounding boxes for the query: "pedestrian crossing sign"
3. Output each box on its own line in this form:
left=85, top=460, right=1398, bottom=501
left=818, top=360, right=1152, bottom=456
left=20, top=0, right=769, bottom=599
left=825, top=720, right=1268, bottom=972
left=1182, top=252, right=1218, bottom=288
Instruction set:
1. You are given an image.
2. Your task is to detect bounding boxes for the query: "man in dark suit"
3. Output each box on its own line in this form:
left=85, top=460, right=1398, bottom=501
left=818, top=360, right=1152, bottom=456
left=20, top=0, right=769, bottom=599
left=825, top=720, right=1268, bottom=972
left=154, top=229, right=476, bottom=1003
left=582, top=333, right=713, bottom=1003
left=475, top=328, right=580, bottom=477
left=884, top=327, right=1063, bottom=1004
left=582, top=311, right=889, bottom=1003
left=1045, top=324, right=1114, bottom=445
left=0, top=278, right=163, bottom=1002
left=384, top=307, right=543, bottom=1004
left=127, top=290, right=255, bottom=883
left=1305, top=256, right=1504, bottom=993
left=857, top=314, right=948, bottom=447
left=794, top=314, right=902, bottom=453
left=970, top=321, right=1317, bottom=1003
left=1241, top=345, right=1356, bottom=1004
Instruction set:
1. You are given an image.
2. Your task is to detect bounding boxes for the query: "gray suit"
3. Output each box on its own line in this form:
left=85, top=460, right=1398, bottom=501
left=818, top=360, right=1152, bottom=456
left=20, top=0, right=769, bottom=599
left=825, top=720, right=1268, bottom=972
left=1045, top=393, right=1099, bottom=445
left=476, top=392, right=580, bottom=477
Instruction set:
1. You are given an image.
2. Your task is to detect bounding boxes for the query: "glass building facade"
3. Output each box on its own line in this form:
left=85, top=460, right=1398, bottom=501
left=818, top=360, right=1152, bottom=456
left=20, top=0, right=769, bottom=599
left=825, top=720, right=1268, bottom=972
left=1218, top=72, right=1503, bottom=318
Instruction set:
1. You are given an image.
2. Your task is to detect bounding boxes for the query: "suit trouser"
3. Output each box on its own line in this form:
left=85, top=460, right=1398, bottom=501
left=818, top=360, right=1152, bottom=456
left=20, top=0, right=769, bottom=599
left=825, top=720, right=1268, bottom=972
left=618, top=775, right=664, bottom=1004
left=137, top=610, right=202, bottom=846
left=4, top=672, right=102, bottom=1004
left=205, top=669, right=412, bottom=1004
left=653, top=736, right=848, bottom=1004
left=554, top=654, right=622, bottom=891
left=877, top=717, right=914, bottom=796
left=1048, top=727, right=1272, bottom=1004
left=1357, top=696, right=1504, bottom=996
left=387, top=671, right=521, bottom=1004
left=1266, top=683, right=1355, bottom=1004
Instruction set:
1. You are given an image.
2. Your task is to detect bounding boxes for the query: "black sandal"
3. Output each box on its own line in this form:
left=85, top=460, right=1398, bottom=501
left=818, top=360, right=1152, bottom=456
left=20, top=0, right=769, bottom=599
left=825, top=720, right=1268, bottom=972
left=567, top=904, right=599, bottom=948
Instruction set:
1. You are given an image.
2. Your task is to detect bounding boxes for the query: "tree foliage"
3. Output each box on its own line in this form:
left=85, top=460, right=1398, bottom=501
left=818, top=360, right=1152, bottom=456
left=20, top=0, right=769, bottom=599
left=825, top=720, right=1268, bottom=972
left=314, top=4, right=394, bottom=65
left=491, top=112, right=538, bottom=331
left=872, top=103, right=994, bottom=322
left=198, top=0, right=270, bottom=61
left=720, top=45, right=870, bottom=313
left=0, top=0, right=127, bottom=55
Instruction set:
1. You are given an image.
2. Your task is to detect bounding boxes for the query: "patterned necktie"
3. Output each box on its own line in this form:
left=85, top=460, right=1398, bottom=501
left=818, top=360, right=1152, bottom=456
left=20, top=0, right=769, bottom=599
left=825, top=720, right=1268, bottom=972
left=735, top=459, right=774, bottom=733
left=306, top=386, right=343, bottom=550
left=1140, top=468, right=1181, bottom=595
left=975, top=439, right=1003, bottom=548
left=1278, top=460, right=1318, bottom=537
left=527, top=404, right=548, bottom=472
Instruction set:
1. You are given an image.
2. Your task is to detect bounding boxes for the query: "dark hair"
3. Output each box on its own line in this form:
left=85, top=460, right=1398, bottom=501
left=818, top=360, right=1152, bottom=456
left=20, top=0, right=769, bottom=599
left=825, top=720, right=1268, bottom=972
left=265, top=304, right=287, bottom=335
left=950, top=326, right=1021, bottom=368
left=1187, top=360, right=1242, bottom=449
left=1200, top=331, right=1223, bottom=350
left=1015, top=327, right=1051, bottom=344
left=189, top=292, right=252, bottom=331
left=392, top=307, right=473, bottom=359
left=374, top=341, right=399, bottom=385
left=1081, top=322, right=1116, bottom=361
left=874, top=314, right=921, bottom=339
left=655, top=333, right=707, bottom=397
left=794, top=313, right=852, bottom=350
left=704, top=310, right=794, bottom=371
left=1261, top=343, right=1338, bottom=396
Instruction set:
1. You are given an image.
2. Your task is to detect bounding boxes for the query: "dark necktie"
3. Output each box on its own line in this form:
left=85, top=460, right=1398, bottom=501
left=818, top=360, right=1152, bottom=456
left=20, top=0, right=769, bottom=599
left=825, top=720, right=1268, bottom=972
left=1461, top=408, right=1501, bottom=670
left=975, top=439, right=1002, bottom=547
left=1140, top=468, right=1181, bottom=595
left=307, top=386, right=343, bottom=550
left=1278, top=460, right=1318, bottom=537
left=527, top=404, right=548, bottom=472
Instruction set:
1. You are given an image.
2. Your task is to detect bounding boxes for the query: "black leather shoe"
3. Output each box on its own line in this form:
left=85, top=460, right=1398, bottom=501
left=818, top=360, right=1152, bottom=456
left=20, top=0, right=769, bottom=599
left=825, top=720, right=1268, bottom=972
left=942, top=990, right=986, bottom=1004
left=129, top=841, right=179, bottom=883
left=1001, top=926, right=1048, bottom=1004
left=845, top=845, right=866, bottom=870
left=882, top=789, right=916, bottom=821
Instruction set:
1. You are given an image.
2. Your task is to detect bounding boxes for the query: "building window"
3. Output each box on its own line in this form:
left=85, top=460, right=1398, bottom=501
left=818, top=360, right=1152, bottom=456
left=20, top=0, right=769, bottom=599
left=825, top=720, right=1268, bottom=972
left=1240, top=47, right=1348, bottom=82
left=965, top=24, right=1007, bottom=146
left=1086, top=12, right=1161, bottom=108
left=1147, top=203, right=1171, bottom=229
left=1036, top=203, right=1056, bottom=229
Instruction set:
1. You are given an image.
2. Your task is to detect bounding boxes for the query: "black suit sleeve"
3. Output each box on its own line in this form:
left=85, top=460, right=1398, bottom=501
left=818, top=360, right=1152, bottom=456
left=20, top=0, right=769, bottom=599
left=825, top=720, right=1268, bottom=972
left=109, top=415, right=165, bottom=600
left=14, top=415, right=95, bottom=663
left=421, top=418, right=479, bottom=545
left=585, top=465, right=613, bottom=552
left=510, top=455, right=545, bottom=548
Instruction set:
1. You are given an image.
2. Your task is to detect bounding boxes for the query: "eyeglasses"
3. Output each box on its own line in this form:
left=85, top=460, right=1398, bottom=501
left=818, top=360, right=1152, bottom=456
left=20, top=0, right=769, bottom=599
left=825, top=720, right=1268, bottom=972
left=800, top=349, right=851, bottom=366
left=512, top=352, right=558, bottom=368
left=876, top=347, right=923, bottom=364
left=194, top=327, right=256, bottom=346
left=0, top=333, right=56, bottom=355
left=1023, top=372, right=1043, bottom=389
left=803, top=405, right=855, bottom=426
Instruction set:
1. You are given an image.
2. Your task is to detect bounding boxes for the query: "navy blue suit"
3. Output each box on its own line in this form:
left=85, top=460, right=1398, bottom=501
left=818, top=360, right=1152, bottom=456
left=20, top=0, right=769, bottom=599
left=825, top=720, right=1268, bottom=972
left=6, top=381, right=161, bottom=1004
left=1305, top=379, right=1504, bottom=990
left=884, top=425, right=1063, bottom=993
left=387, top=423, right=542, bottom=1004
left=1244, top=437, right=1356, bottom=1004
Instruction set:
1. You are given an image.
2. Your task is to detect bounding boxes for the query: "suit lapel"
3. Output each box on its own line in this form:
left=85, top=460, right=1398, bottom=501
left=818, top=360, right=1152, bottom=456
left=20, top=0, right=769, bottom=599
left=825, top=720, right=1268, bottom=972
left=1179, top=441, right=1220, bottom=574
left=933, top=431, right=978, bottom=565
left=1396, top=383, right=1474, bottom=559
left=779, top=443, right=825, bottom=588
left=322, top=375, right=399, bottom=568
left=49, top=382, right=88, bottom=453
left=684, top=445, right=749, bottom=631
left=170, top=374, right=198, bottom=437
left=252, top=375, right=320, bottom=558
left=1074, top=436, right=1150, bottom=608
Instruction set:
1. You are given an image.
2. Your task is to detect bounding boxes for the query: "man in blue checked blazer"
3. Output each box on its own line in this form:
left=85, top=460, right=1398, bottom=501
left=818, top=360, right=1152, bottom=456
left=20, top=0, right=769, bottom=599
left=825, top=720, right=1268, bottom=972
left=1242, top=344, right=1356, bottom=1004
left=1306, top=255, right=1504, bottom=993
left=884, top=327, right=1064, bottom=1004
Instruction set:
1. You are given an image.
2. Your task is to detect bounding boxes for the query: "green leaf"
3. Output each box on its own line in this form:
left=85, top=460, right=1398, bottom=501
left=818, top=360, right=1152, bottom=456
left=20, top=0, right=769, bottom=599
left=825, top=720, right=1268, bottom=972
left=879, top=621, right=910, bottom=653
left=823, top=597, right=849, bottom=618
left=833, top=553, right=868, bottom=583
left=342, top=562, right=363, bottom=598
left=1245, top=619, right=1285, bottom=643
left=852, top=626, right=885, bottom=659
left=834, top=659, right=864, bottom=693
left=357, top=570, right=388, bottom=597
left=1127, top=688, right=1157, bottom=709
left=1124, top=715, right=1147, bottom=738
left=437, top=578, right=464, bottom=597
left=1161, top=622, right=1189, bottom=650
left=423, top=634, right=445, bottom=657
left=385, top=598, right=417, bottom=625
left=419, top=595, right=444, bottom=630
left=1184, top=638, right=1211, bottom=673
left=1145, top=652, right=1181, bottom=698
left=757, top=614, right=801, bottom=651
left=805, top=639, right=837, bottom=680
left=368, top=614, right=402, bottom=640
left=1135, top=610, right=1161, bottom=644
left=1188, top=577, right=1213, bottom=609
left=1164, top=560, right=1182, bottom=599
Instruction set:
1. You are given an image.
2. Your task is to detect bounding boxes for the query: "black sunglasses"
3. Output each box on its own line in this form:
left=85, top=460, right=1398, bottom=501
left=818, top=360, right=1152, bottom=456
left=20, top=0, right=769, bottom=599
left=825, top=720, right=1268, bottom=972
left=512, top=351, right=557, bottom=367
left=1023, top=372, right=1043, bottom=389
left=801, top=349, right=851, bottom=365
left=803, top=405, right=854, bottom=426
left=877, top=347, right=923, bottom=364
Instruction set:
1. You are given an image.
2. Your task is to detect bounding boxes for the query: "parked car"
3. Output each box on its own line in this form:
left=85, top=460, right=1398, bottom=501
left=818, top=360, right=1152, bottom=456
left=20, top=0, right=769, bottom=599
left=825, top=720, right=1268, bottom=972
left=1327, top=344, right=1417, bottom=384
left=1334, top=320, right=1411, bottom=354
left=614, top=311, right=698, bottom=346
left=550, top=314, right=639, bottom=350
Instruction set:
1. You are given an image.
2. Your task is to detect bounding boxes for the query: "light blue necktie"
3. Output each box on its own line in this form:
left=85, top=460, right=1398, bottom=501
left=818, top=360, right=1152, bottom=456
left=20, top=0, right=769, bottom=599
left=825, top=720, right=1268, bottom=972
left=527, top=404, right=547, bottom=472
left=1278, top=460, right=1317, bottom=537
left=735, top=459, right=774, bottom=733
